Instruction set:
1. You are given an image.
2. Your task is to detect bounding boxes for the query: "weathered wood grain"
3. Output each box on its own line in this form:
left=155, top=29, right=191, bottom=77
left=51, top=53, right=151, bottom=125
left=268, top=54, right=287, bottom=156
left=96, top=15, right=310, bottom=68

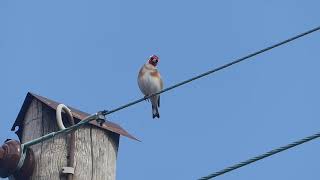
left=38, top=106, right=67, bottom=180
left=107, top=132, right=119, bottom=180
left=73, top=126, right=93, bottom=179
left=21, top=99, right=43, bottom=180
left=19, top=99, right=119, bottom=180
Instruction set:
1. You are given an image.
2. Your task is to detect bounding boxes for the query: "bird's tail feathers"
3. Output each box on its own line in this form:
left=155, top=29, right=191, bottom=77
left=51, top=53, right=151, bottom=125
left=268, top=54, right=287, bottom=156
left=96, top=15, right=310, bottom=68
left=152, top=105, right=160, bottom=119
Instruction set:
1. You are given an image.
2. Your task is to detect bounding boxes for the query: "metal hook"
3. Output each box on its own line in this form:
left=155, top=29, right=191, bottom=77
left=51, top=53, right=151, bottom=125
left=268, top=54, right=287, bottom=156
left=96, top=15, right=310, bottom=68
left=56, top=104, right=74, bottom=130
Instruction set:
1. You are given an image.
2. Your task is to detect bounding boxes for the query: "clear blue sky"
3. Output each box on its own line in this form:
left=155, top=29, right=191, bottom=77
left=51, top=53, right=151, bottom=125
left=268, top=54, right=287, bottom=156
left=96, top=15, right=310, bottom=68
left=1, top=0, right=320, bottom=179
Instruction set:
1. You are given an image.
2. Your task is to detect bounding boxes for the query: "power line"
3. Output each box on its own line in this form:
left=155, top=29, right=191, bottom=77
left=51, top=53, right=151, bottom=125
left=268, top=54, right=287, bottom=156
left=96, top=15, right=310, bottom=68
left=198, top=132, right=320, bottom=180
left=23, top=25, right=320, bottom=149
left=19, top=25, right=320, bottom=180
left=102, top=25, right=320, bottom=116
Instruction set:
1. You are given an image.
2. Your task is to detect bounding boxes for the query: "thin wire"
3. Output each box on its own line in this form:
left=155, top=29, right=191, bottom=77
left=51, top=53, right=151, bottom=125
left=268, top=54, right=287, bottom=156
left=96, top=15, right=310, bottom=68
left=198, top=132, right=320, bottom=180
left=102, top=25, right=320, bottom=116
left=22, top=25, right=320, bottom=148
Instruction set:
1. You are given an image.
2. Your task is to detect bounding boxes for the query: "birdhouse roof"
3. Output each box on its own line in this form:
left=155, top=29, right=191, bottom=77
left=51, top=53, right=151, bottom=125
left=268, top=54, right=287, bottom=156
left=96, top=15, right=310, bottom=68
left=11, top=92, right=139, bottom=141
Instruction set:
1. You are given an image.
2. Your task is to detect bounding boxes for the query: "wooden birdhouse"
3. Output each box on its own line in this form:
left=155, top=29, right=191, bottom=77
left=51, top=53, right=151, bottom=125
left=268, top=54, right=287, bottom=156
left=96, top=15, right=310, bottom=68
left=10, top=92, right=138, bottom=180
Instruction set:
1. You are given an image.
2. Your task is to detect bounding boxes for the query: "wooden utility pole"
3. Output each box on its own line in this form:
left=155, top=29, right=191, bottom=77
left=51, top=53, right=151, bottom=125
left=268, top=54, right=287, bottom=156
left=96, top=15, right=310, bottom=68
left=10, top=93, right=137, bottom=180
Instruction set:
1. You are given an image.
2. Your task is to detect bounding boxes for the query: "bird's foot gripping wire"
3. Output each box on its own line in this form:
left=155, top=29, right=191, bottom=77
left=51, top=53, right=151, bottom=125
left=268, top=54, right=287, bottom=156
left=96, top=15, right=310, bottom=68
left=144, top=95, right=150, bottom=102
left=96, top=111, right=107, bottom=126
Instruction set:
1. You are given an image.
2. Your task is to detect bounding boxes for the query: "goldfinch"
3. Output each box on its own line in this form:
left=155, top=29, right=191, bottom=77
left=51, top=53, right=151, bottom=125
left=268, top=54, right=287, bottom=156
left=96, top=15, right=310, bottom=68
left=138, top=55, right=163, bottom=118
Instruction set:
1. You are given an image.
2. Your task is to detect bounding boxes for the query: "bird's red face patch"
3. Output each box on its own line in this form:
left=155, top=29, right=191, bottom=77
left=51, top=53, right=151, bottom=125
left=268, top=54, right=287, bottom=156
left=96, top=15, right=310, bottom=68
left=148, top=55, right=159, bottom=66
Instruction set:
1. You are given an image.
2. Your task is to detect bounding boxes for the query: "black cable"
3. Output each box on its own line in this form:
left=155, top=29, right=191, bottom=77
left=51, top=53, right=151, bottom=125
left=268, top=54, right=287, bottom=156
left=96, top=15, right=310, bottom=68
left=22, top=26, right=320, bottom=167
left=198, top=132, right=320, bottom=179
left=103, top=25, right=320, bottom=116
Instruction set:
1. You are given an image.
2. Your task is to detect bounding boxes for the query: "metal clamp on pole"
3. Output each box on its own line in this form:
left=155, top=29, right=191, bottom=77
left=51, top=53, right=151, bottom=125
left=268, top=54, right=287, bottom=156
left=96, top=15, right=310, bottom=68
left=62, top=167, right=74, bottom=175
left=96, top=111, right=107, bottom=126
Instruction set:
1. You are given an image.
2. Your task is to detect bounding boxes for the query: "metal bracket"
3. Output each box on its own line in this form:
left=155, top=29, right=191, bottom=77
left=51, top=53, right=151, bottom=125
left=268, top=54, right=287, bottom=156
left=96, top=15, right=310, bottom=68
left=96, top=111, right=107, bottom=126
left=62, top=167, right=74, bottom=175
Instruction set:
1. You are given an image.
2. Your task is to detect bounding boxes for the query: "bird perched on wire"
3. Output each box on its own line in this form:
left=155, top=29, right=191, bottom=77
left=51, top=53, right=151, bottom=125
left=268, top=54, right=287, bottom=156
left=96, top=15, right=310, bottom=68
left=138, top=55, right=164, bottom=118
